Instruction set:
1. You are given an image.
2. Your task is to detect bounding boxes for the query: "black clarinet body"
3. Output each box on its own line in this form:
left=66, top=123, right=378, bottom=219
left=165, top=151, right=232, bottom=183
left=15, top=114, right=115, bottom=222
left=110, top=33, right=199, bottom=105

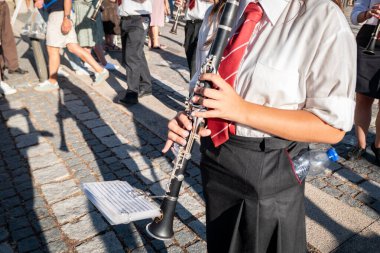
left=146, top=0, right=240, bottom=241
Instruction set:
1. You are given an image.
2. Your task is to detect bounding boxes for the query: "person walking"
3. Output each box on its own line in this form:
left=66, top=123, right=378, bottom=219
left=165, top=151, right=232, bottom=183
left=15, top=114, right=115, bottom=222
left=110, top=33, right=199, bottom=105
left=176, top=0, right=213, bottom=78
left=34, top=0, right=109, bottom=92
left=0, top=0, right=28, bottom=80
left=348, top=0, right=380, bottom=163
left=163, top=0, right=356, bottom=252
left=118, top=0, right=152, bottom=105
left=73, top=0, right=119, bottom=70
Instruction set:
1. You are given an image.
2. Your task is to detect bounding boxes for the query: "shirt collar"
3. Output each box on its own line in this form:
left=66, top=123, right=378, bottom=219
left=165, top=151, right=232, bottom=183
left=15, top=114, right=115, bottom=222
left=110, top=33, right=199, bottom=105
left=240, top=0, right=289, bottom=25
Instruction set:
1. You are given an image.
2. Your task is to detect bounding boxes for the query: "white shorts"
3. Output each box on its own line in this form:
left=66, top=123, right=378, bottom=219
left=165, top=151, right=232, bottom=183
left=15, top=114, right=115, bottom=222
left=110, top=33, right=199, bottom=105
left=46, top=11, right=78, bottom=48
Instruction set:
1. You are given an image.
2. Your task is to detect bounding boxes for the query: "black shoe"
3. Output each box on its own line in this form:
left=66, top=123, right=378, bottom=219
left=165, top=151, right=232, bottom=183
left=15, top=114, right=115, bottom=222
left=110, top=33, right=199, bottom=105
left=371, top=143, right=380, bottom=164
left=8, top=68, right=28, bottom=75
left=118, top=91, right=138, bottom=106
left=347, top=146, right=366, bottom=161
left=139, top=90, right=152, bottom=98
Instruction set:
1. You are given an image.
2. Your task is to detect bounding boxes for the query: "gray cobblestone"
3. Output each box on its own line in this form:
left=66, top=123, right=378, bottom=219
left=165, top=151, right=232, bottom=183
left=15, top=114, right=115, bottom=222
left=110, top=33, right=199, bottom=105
left=20, top=143, right=53, bottom=158
left=164, top=245, right=184, bottom=253
left=174, top=228, right=197, bottom=247
left=41, top=228, right=62, bottom=244
left=83, top=119, right=106, bottom=129
left=136, top=168, right=168, bottom=185
left=355, top=192, right=376, bottom=205
left=15, top=133, right=41, bottom=148
left=76, top=232, right=124, bottom=253
left=122, top=155, right=151, bottom=172
left=321, top=186, right=343, bottom=198
left=310, top=178, right=328, bottom=189
left=51, top=195, right=94, bottom=224
left=32, top=164, right=70, bottom=185
left=367, top=171, right=380, bottom=183
left=41, top=180, right=80, bottom=204
left=17, top=236, right=40, bottom=253
left=32, top=217, right=56, bottom=233
left=0, top=243, right=14, bottom=253
left=43, top=240, right=69, bottom=253
left=28, top=154, right=61, bottom=170
left=186, top=241, right=207, bottom=252
left=0, top=227, right=9, bottom=242
left=177, top=194, right=205, bottom=221
left=76, top=112, right=98, bottom=121
left=100, top=135, right=125, bottom=148
left=92, top=126, right=115, bottom=138
left=62, top=212, right=108, bottom=242
left=188, top=218, right=206, bottom=241
left=358, top=180, right=380, bottom=201
left=11, top=227, right=34, bottom=241
left=335, top=168, right=364, bottom=184
left=359, top=205, right=380, bottom=219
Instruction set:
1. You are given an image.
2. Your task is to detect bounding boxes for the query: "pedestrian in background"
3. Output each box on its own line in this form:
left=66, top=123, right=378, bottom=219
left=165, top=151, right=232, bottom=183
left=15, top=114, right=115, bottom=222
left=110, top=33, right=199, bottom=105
left=348, top=0, right=380, bottom=163
left=149, top=0, right=167, bottom=49
left=73, top=0, right=119, bottom=70
left=102, top=0, right=121, bottom=51
left=117, top=0, right=152, bottom=105
left=177, top=0, right=213, bottom=78
left=34, top=0, right=109, bottom=91
left=0, top=0, right=28, bottom=80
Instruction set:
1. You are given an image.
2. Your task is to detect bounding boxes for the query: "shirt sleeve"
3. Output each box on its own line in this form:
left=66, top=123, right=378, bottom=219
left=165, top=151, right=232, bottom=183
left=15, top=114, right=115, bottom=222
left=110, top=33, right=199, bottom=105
left=304, top=29, right=356, bottom=132
left=351, top=0, right=370, bottom=25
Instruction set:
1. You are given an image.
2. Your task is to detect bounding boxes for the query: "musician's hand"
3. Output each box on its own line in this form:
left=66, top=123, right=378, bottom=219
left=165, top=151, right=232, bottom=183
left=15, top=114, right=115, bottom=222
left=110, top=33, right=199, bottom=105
left=191, top=73, right=247, bottom=123
left=162, top=111, right=211, bottom=153
left=61, top=18, right=72, bottom=35
left=369, top=3, right=380, bottom=19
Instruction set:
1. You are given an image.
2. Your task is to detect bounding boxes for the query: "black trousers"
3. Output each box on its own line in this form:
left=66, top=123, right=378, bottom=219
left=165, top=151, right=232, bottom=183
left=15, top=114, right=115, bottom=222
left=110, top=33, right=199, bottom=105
left=120, top=16, right=151, bottom=94
left=184, top=20, right=202, bottom=79
left=200, top=135, right=308, bottom=253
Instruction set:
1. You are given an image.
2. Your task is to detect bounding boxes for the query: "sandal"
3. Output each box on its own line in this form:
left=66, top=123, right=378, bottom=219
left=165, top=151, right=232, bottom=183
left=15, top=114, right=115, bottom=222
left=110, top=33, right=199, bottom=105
left=370, top=143, right=380, bottom=164
left=347, top=146, right=366, bottom=161
left=104, top=44, right=121, bottom=52
left=151, top=44, right=167, bottom=50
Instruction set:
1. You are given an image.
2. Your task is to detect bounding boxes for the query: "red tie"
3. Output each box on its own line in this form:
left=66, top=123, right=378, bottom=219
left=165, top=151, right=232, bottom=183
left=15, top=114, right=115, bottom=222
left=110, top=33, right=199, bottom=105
left=207, top=3, right=263, bottom=147
left=189, top=0, right=195, bottom=10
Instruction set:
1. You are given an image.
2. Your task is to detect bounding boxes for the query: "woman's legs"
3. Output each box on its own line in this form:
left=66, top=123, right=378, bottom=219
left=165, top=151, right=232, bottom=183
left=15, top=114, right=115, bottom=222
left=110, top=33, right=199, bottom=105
left=354, top=93, right=375, bottom=149
left=66, top=43, right=103, bottom=73
left=150, top=26, right=160, bottom=48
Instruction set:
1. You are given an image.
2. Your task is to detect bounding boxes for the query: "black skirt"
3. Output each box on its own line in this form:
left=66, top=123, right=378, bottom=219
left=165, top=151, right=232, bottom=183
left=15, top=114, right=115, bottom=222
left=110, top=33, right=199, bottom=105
left=356, top=24, right=380, bottom=98
left=200, top=135, right=309, bottom=253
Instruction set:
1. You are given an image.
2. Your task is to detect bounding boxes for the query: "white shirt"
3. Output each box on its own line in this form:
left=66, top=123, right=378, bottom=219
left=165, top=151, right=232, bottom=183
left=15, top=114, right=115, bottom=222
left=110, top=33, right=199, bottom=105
left=118, top=0, right=152, bottom=16
left=191, top=0, right=356, bottom=137
left=351, top=0, right=380, bottom=25
left=184, top=0, right=213, bottom=21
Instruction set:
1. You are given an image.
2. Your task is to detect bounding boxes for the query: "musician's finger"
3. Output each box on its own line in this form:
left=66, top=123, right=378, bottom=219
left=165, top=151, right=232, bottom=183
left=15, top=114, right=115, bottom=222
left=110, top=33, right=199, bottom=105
left=199, top=128, right=212, bottom=137
left=192, top=96, right=219, bottom=109
left=192, top=109, right=220, bottom=119
left=167, top=131, right=187, bottom=146
left=177, top=112, right=192, bottom=130
left=194, top=86, right=222, bottom=100
left=162, top=139, right=173, bottom=153
left=168, top=120, right=190, bottom=138
left=200, top=73, right=229, bottom=90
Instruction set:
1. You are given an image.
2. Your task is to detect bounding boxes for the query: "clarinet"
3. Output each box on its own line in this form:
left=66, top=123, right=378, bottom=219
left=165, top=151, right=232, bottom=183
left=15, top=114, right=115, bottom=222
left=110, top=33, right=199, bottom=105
left=363, top=19, right=380, bottom=55
left=90, top=0, right=104, bottom=21
left=146, top=0, right=240, bottom=241
left=170, top=0, right=186, bottom=35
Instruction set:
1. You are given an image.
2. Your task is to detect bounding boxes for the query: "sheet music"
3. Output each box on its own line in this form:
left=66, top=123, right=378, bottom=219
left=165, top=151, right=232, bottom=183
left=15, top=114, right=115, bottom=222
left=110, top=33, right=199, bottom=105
left=83, top=181, right=161, bottom=225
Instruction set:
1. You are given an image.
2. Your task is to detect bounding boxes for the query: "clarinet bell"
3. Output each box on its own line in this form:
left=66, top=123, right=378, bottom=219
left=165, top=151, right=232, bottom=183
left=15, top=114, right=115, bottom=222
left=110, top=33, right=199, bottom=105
left=363, top=38, right=377, bottom=55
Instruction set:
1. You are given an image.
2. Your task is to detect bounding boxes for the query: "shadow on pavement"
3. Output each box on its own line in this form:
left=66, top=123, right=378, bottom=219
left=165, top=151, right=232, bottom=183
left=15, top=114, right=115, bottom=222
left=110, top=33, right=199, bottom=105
left=0, top=94, right=53, bottom=252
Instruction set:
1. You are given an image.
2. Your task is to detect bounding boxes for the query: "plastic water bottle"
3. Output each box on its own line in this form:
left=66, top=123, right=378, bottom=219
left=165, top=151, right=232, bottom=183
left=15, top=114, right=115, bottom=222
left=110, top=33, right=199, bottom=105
left=293, top=148, right=339, bottom=182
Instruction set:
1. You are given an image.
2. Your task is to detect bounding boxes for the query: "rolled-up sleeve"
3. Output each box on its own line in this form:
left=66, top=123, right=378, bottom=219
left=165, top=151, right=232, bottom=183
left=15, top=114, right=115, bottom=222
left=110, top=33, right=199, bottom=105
left=351, top=0, right=370, bottom=25
left=304, top=29, right=356, bottom=132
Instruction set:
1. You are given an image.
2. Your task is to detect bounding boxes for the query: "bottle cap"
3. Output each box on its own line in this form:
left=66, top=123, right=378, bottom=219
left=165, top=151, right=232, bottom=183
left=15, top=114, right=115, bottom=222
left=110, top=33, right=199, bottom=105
left=327, top=148, right=339, bottom=162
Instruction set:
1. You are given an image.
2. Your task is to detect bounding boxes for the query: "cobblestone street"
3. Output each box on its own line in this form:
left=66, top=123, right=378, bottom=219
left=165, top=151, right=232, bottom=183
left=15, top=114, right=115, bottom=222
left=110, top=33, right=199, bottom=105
left=0, top=5, right=380, bottom=253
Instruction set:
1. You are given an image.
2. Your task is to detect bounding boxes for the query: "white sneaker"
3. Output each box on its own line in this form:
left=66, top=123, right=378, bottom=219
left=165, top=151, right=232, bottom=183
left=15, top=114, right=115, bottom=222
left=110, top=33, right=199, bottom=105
left=58, top=67, right=70, bottom=77
left=75, top=68, right=91, bottom=76
left=34, top=80, right=59, bottom=92
left=93, top=69, right=109, bottom=86
left=0, top=81, right=17, bottom=95
left=104, top=63, right=120, bottom=70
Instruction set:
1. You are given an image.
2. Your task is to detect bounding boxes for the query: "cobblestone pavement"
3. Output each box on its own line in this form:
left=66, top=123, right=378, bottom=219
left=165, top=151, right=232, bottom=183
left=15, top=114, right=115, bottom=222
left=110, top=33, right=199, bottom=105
left=1, top=5, right=379, bottom=253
